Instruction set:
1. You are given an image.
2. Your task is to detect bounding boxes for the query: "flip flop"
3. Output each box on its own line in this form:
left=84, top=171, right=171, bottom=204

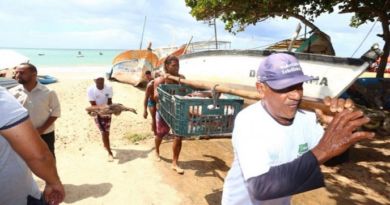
left=172, top=166, right=184, bottom=174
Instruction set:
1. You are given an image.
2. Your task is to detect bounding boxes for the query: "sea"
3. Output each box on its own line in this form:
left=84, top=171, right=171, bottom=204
left=9, top=48, right=126, bottom=71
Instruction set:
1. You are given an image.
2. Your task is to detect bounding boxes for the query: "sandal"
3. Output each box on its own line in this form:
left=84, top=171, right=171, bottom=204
left=172, top=166, right=184, bottom=174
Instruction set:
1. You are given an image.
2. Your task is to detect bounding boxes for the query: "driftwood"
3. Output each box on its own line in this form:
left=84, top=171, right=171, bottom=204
left=86, top=103, right=137, bottom=117
left=166, top=75, right=390, bottom=136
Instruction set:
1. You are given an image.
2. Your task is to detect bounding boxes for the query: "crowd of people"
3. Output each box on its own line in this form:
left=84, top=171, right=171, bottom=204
left=0, top=53, right=375, bottom=205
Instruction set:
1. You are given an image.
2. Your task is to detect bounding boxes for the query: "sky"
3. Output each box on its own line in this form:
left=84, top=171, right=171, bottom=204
left=0, top=0, right=385, bottom=57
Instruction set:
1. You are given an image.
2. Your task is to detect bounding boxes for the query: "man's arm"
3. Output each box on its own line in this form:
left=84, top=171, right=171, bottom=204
left=247, top=98, right=374, bottom=201
left=37, top=116, right=58, bottom=135
left=247, top=151, right=324, bottom=200
left=153, top=77, right=164, bottom=101
left=143, top=84, right=153, bottom=119
left=0, top=118, right=64, bottom=205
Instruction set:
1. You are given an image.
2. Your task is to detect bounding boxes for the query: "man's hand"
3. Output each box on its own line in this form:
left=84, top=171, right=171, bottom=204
left=44, top=182, right=65, bottom=205
left=143, top=110, right=148, bottom=119
left=314, top=97, right=355, bottom=127
left=312, top=109, right=375, bottom=164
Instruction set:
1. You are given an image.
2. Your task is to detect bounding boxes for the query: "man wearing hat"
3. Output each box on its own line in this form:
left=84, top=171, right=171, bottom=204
left=87, top=74, right=114, bottom=162
left=222, top=53, right=374, bottom=205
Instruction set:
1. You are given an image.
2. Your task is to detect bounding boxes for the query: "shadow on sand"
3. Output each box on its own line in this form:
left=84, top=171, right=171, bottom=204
left=113, top=148, right=154, bottom=164
left=323, top=140, right=390, bottom=205
left=160, top=154, right=229, bottom=181
left=63, top=183, right=112, bottom=203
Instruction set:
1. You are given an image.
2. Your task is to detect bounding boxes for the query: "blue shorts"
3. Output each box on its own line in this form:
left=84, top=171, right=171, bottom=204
left=147, top=99, right=156, bottom=107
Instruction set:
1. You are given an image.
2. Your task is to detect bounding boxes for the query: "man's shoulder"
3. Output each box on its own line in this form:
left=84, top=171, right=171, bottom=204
left=8, top=84, right=23, bottom=94
left=237, top=101, right=261, bottom=117
left=87, top=84, right=95, bottom=91
left=104, top=84, right=112, bottom=89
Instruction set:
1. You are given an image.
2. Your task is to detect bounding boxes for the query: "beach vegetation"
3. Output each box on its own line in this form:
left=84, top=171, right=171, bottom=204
left=185, top=0, right=390, bottom=78
left=124, top=132, right=152, bottom=143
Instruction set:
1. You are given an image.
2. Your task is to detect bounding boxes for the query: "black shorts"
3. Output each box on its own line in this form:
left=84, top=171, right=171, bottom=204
left=41, top=131, right=55, bottom=158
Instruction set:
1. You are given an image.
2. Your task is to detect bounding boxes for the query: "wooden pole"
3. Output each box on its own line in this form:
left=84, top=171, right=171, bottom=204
left=167, top=75, right=333, bottom=115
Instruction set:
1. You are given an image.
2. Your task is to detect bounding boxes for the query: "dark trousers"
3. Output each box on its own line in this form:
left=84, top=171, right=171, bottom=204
left=41, top=131, right=55, bottom=158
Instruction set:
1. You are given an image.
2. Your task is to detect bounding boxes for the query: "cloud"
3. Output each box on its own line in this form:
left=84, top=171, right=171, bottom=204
left=0, top=0, right=385, bottom=58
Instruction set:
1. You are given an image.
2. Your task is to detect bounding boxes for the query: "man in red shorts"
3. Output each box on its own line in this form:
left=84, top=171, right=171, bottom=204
left=87, top=74, right=114, bottom=162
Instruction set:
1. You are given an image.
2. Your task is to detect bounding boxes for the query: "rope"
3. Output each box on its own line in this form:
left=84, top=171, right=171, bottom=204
left=351, top=19, right=378, bottom=57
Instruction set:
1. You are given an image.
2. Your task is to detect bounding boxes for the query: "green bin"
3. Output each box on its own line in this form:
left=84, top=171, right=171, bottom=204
left=157, top=84, right=243, bottom=137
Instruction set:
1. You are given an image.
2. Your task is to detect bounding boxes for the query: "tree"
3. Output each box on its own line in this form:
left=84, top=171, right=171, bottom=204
left=338, top=0, right=390, bottom=78
left=185, top=0, right=389, bottom=77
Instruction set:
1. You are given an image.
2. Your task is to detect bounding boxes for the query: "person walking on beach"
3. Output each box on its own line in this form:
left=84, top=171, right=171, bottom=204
left=153, top=55, right=185, bottom=174
left=222, top=53, right=374, bottom=205
left=0, top=86, right=65, bottom=205
left=143, top=71, right=157, bottom=135
left=87, top=74, right=115, bottom=162
left=10, top=63, right=61, bottom=158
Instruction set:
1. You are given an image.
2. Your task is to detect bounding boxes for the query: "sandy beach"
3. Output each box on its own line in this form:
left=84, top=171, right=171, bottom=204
left=33, top=68, right=389, bottom=205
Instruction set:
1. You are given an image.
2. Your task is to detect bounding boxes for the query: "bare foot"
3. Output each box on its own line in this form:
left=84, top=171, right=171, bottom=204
left=171, top=165, right=184, bottom=174
left=108, top=154, right=114, bottom=162
left=154, top=154, right=161, bottom=162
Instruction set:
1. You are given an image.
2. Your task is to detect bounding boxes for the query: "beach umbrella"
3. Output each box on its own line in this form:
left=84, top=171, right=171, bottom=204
left=0, top=49, right=29, bottom=69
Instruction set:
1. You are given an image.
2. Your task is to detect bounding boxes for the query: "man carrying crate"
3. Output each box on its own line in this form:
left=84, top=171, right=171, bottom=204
left=153, top=55, right=185, bottom=174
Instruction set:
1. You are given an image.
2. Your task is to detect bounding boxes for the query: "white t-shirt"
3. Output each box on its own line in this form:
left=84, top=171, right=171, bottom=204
left=0, top=87, right=41, bottom=205
left=222, top=101, right=324, bottom=205
left=87, top=84, right=113, bottom=105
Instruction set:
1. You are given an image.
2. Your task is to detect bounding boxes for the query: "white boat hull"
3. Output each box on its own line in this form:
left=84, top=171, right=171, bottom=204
left=179, top=50, right=369, bottom=100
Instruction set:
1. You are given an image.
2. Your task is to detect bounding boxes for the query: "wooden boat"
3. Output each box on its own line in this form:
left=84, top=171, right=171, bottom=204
left=108, top=50, right=159, bottom=86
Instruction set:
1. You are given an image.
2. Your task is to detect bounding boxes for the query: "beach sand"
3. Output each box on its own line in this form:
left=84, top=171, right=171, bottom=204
left=34, top=69, right=389, bottom=204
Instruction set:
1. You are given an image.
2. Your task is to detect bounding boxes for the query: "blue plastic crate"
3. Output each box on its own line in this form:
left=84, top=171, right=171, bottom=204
left=157, top=84, right=243, bottom=137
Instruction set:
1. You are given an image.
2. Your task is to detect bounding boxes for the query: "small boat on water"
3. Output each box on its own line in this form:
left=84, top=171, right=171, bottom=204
left=77, top=51, right=84, bottom=58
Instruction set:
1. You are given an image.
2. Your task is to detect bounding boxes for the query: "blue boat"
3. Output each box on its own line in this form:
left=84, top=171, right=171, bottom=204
left=38, top=75, right=57, bottom=84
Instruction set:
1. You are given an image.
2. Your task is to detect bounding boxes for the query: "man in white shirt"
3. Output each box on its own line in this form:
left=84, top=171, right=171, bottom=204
left=10, top=63, right=61, bottom=158
left=222, top=53, right=375, bottom=205
left=0, top=86, right=64, bottom=205
left=87, top=75, right=114, bottom=162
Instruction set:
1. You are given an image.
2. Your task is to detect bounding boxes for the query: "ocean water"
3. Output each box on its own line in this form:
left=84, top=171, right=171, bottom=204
left=10, top=48, right=126, bottom=68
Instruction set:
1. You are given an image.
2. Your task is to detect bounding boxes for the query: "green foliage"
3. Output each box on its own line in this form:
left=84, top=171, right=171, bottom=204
left=185, top=0, right=390, bottom=77
left=185, top=0, right=337, bottom=33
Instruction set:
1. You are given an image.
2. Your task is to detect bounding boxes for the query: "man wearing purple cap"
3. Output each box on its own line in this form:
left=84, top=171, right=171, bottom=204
left=222, top=53, right=374, bottom=205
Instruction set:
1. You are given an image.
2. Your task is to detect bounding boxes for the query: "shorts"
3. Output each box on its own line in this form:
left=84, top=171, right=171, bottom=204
left=94, top=115, right=112, bottom=133
left=156, top=112, right=170, bottom=138
left=147, top=98, right=156, bottom=107
left=41, top=131, right=55, bottom=158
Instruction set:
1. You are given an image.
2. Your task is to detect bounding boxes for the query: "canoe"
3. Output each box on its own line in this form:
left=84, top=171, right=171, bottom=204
left=38, top=75, right=57, bottom=84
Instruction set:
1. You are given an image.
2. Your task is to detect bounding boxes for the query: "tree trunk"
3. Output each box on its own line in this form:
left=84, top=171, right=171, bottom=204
left=376, top=15, right=390, bottom=78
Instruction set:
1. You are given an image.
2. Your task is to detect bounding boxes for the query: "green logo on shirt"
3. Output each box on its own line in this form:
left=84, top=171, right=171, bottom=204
left=298, top=143, right=308, bottom=155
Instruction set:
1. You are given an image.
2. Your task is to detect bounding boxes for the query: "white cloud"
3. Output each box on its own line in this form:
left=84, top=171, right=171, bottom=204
left=0, top=0, right=385, bottom=58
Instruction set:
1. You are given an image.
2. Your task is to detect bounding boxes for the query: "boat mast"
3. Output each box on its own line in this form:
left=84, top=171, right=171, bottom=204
left=139, top=16, right=147, bottom=50
left=213, top=18, right=218, bottom=49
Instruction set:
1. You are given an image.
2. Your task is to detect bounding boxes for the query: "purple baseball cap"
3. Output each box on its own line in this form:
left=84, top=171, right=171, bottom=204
left=257, top=53, right=317, bottom=90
